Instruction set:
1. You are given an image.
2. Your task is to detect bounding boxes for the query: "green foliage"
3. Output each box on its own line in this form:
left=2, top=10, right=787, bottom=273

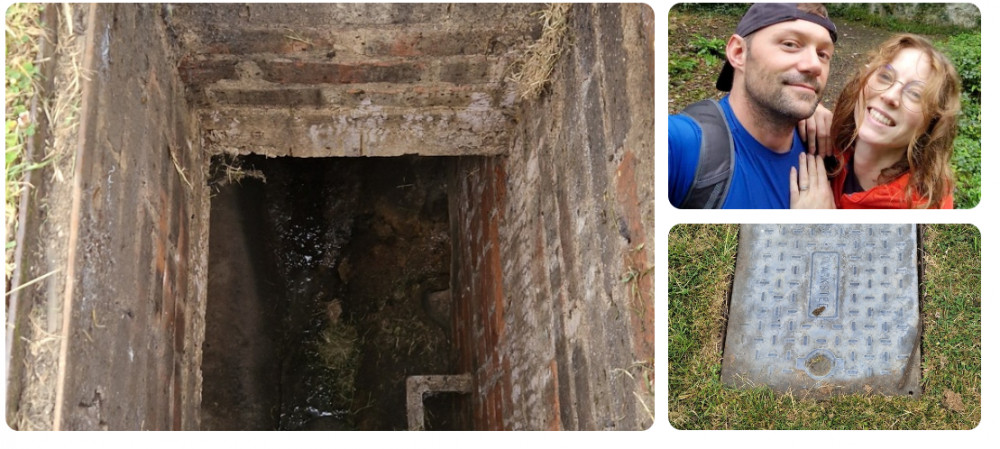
left=940, top=33, right=981, bottom=208
left=669, top=34, right=726, bottom=84
left=826, top=3, right=976, bottom=35
left=668, top=55, right=698, bottom=81
left=951, top=135, right=981, bottom=208
left=690, top=34, right=726, bottom=60
left=942, top=33, right=981, bottom=99
left=6, top=3, right=48, bottom=277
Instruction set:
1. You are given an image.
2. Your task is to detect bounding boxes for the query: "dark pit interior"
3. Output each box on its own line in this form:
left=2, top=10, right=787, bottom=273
left=202, top=155, right=461, bottom=430
left=5, top=4, right=654, bottom=431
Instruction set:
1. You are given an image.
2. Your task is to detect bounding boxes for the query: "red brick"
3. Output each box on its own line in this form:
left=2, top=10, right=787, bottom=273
left=548, top=360, right=562, bottom=430
left=615, top=150, right=653, bottom=363
left=177, top=58, right=236, bottom=86
left=260, top=60, right=423, bottom=84
left=439, top=57, right=490, bottom=84
left=198, top=28, right=334, bottom=55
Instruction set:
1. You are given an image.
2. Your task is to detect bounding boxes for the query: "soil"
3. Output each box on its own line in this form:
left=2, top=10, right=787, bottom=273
left=668, top=10, right=951, bottom=114
left=202, top=155, right=455, bottom=430
left=943, top=389, right=966, bottom=412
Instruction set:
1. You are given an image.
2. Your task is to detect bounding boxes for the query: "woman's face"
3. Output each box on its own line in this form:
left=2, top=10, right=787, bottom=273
left=857, top=47, right=930, bottom=152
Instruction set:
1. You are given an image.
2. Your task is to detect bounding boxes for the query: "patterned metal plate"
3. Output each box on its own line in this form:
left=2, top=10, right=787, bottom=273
left=721, top=224, right=921, bottom=398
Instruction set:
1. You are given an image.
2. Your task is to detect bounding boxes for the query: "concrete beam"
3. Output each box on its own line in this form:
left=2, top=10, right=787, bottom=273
left=179, top=54, right=505, bottom=88
left=201, top=103, right=512, bottom=157
left=201, top=82, right=513, bottom=110
left=168, top=3, right=544, bottom=29
left=173, top=25, right=540, bottom=58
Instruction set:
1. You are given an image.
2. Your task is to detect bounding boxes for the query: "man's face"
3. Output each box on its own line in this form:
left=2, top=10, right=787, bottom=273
left=740, top=20, right=834, bottom=122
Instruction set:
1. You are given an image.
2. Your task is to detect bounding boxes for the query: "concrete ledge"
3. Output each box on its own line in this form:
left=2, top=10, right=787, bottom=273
left=406, top=374, right=473, bottom=430
left=201, top=82, right=513, bottom=109
left=179, top=54, right=505, bottom=88
left=201, top=105, right=511, bottom=157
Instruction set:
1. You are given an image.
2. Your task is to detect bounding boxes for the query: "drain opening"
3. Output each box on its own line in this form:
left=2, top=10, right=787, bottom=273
left=202, top=155, right=460, bottom=430
left=806, top=353, right=833, bottom=377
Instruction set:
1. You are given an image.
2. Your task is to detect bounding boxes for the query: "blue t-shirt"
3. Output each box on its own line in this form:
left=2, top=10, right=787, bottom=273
left=668, top=96, right=806, bottom=209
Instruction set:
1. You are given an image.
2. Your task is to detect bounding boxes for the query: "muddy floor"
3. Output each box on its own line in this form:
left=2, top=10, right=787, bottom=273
left=202, top=156, right=456, bottom=430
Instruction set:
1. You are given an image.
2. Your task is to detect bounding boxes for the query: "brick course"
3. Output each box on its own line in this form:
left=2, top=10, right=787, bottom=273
left=451, top=4, right=654, bottom=430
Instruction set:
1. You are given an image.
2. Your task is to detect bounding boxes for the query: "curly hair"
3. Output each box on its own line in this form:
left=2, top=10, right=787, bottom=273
left=829, top=34, right=961, bottom=208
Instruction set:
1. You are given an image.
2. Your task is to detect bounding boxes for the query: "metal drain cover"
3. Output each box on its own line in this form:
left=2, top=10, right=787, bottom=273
left=721, top=224, right=921, bottom=398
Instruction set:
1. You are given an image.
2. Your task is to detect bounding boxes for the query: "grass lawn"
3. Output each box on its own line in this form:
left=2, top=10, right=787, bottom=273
left=667, top=224, right=981, bottom=429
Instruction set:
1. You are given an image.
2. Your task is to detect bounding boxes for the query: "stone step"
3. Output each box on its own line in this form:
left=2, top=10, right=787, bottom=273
left=201, top=104, right=512, bottom=158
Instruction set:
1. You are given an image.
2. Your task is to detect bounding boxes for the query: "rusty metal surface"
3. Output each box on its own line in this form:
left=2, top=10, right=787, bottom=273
left=722, top=224, right=921, bottom=398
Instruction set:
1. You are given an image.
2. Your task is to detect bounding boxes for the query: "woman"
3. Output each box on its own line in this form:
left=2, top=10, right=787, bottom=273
left=792, top=34, right=961, bottom=209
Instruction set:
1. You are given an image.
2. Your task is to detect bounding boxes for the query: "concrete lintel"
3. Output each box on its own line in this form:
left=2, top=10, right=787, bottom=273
left=175, top=25, right=540, bottom=59
left=197, top=82, right=515, bottom=111
left=201, top=106, right=511, bottom=157
left=169, top=4, right=543, bottom=33
left=180, top=53, right=509, bottom=90
left=406, top=374, right=473, bottom=431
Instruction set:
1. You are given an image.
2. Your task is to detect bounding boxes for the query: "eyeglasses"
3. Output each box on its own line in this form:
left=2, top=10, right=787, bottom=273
left=867, top=65, right=926, bottom=112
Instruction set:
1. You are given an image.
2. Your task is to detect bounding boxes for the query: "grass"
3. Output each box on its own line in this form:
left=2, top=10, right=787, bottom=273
left=5, top=3, right=46, bottom=278
left=667, top=224, right=981, bottom=429
left=208, top=153, right=267, bottom=191
left=8, top=4, right=91, bottom=431
left=509, top=3, right=571, bottom=100
left=314, top=317, right=361, bottom=405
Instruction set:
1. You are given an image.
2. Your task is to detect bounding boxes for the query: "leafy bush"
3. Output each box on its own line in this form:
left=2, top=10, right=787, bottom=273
left=690, top=34, right=726, bottom=59
left=668, top=55, right=699, bottom=81
left=942, top=33, right=981, bottom=99
left=939, top=33, right=981, bottom=208
left=669, top=34, right=726, bottom=83
left=951, top=134, right=981, bottom=208
left=827, top=4, right=974, bottom=35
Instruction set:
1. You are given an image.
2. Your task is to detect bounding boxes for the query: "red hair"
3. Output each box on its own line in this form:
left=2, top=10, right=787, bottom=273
left=829, top=34, right=961, bottom=208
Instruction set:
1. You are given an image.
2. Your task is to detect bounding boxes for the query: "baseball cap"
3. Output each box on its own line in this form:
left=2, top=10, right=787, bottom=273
left=716, top=3, right=838, bottom=91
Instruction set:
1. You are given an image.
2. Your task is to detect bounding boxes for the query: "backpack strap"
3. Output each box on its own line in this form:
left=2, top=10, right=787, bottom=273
left=678, top=99, right=735, bottom=209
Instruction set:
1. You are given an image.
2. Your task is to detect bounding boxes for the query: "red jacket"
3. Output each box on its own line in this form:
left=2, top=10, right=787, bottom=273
left=832, top=151, right=954, bottom=209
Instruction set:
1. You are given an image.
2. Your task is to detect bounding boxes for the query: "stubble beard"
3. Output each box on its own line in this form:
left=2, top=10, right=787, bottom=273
left=743, top=58, right=823, bottom=128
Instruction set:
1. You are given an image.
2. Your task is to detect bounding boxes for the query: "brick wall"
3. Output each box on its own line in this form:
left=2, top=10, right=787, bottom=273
left=452, top=4, right=654, bottom=430
left=167, top=3, right=543, bottom=158
left=7, top=4, right=208, bottom=430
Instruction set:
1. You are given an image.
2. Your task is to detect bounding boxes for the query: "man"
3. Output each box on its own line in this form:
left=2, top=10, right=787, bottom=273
left=669, top=3, right=837, bottom=209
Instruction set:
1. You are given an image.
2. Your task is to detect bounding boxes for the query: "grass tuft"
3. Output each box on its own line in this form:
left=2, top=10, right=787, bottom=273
left=509, top=3, right=571, bottom=100
left=5, top=3, right=46, bottom=278
left=208, top=153, right=266, bottom=191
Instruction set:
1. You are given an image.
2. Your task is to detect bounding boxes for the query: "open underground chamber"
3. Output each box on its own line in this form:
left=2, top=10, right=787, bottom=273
left=203, top=155, right=464, bottom=430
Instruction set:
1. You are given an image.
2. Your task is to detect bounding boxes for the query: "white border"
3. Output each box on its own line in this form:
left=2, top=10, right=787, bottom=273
left=660, top=1, right=992, bottom=446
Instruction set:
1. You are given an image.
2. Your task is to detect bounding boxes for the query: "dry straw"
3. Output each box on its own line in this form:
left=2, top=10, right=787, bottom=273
left=511, top=4, right=572, bottom=100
